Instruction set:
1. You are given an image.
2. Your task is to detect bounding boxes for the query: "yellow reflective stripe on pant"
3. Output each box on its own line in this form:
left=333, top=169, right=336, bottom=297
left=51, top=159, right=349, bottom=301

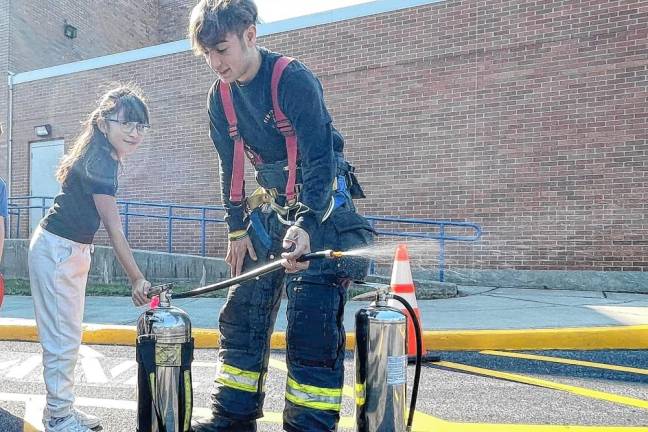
left=184, top=370, right=192, bottom=432
left=285, top=377, right=342, bottom=411
left=215, top=363, right=260, bottom=393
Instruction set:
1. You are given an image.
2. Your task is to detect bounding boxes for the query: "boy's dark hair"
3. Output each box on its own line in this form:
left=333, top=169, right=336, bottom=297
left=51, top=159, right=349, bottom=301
left=189, top=0, right=258, bottom=55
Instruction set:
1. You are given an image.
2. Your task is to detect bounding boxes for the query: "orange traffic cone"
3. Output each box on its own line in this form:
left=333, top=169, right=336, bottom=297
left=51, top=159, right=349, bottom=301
left=387, top=244, right=422, bottom=358
left=387, top=244, right=440, bottom=363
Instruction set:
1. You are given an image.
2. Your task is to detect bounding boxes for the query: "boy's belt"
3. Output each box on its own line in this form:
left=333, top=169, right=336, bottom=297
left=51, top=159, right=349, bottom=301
left=246, top=184, right=337, bottom=225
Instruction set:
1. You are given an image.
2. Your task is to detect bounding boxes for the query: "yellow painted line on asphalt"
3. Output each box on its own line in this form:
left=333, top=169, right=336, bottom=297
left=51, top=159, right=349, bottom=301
left=2, top=319, right=648, bottom=350
left=436, top=361, right=648, bottom=410
left=428, top=422, right=648, bottom=431
left=481, top=350, right=648, bottom=375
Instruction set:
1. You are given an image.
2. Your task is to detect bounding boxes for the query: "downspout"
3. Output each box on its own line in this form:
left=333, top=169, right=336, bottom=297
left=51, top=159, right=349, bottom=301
left=5, top=0, right=12, bottom=235
left=6, top=71, right=13, bottom=235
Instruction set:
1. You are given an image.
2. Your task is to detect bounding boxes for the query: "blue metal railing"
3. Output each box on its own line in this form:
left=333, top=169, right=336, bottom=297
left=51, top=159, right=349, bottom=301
left=7, top=196, right=54, bottom=239
left=8, top=196, right=481, bottom=281
left=116, top=201, right=227, bottom=256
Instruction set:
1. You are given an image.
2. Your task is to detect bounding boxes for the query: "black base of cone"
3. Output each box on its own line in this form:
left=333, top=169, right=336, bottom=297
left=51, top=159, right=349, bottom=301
left=408, top=351, right=441, bottom=364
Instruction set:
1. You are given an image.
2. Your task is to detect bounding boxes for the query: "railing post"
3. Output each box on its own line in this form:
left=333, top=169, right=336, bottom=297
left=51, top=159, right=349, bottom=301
left=167, top=206, right=173, bottom=254
left=201, top=207, right=207, bottom=257
left=439, top=223, right=446, bottom=282
left=368, top=219, right=376, bottom=276
left=123, top=202, right=130, bottom=241
left=41, top=197, right=46, bottom=219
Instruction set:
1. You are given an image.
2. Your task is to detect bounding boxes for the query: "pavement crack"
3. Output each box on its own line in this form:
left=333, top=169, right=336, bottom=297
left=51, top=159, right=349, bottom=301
left=483, top=293, right=624, bottom=308
left=457, top=287, right=499, bottom=297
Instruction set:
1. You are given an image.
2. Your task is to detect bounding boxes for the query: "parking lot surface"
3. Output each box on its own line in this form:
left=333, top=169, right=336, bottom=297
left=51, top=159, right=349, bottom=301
left=1, top=342, right=646, bottom=431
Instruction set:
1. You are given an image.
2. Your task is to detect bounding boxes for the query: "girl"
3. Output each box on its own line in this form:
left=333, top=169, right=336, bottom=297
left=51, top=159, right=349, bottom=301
left=29, top=85, right=152, bottom=432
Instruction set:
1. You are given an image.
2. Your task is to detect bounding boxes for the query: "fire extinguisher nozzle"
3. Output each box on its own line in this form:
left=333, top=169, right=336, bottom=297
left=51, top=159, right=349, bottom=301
left=296, top=249, right=341, bottom=262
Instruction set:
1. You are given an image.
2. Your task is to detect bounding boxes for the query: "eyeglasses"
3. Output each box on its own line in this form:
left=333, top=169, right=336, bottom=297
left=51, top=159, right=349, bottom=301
left=107, top=119, right=151, bottom=135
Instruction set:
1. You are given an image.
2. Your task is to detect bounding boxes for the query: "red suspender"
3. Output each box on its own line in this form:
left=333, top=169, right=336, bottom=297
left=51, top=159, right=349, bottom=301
left=270, top=56, right=297, bottom=204
left=219, top=82, right=246, bottom=203
left=219, top=56, right=297, bottom=205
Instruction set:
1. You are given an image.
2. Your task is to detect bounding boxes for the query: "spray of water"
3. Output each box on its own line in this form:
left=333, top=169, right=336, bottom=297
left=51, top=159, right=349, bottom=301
left=341, top=239, right=490, bottom=283
left=342, top=239, right=440, bottom=268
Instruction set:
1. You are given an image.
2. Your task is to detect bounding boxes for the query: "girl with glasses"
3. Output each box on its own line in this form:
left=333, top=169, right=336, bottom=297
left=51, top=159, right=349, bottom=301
left=28, top=84, right=152, bottom=432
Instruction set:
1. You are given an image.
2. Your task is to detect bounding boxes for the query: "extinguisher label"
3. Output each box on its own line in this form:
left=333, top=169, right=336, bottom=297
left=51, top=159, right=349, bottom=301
left=386, top=355, right=407, bottom=385
left=156, top=344, right=181, bottom=366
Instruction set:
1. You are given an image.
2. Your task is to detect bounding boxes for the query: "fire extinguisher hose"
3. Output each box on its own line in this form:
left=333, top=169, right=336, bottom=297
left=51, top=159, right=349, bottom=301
left=391, top=294, right=422, bottom=432
left=172, top=250, right=339, bottom=299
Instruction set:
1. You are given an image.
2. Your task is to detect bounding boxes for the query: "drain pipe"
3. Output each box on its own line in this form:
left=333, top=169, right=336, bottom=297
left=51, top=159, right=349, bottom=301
left=6, top=71, right=13, bottom=233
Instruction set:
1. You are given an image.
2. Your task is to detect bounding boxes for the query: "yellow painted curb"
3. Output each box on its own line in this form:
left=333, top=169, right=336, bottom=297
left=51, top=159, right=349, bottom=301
left=425, top=325, right=648, bottom=351
left=2, top=319, right=648, bottom=350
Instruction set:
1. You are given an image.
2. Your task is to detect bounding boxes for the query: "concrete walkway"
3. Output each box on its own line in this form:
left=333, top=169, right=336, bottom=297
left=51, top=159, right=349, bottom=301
left=3, top=287, right=648, bottom=329
left=2, top=286, right=648, bottom=350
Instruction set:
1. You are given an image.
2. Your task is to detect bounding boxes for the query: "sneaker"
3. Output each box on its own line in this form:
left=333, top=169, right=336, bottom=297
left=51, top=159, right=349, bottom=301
left=43, top=407, right=101, bottom=430
left=44, top=414, right=93, bottom=432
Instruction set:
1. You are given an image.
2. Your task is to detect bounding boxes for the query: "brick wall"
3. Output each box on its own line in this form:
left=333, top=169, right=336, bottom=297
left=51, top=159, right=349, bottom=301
left=9, top=0, right=159, bottom=72
left=159, top=0, right=194, bottom=43
left=9, top=0, right=648, bottom=271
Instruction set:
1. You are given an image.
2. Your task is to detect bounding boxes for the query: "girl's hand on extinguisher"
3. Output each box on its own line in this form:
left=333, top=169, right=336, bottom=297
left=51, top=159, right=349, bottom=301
left=132, top=278, right=151, bottom=307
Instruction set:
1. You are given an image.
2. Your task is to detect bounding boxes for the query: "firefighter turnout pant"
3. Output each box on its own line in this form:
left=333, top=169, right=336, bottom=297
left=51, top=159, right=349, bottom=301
left=197, top=206, right=373, bottom=432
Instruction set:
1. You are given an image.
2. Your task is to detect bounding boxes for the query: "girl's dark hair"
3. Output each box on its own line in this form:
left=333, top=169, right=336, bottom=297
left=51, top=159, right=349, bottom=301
left=189, top=0, right=258, bottom=55
left=56, top=84, right=149, bottom=183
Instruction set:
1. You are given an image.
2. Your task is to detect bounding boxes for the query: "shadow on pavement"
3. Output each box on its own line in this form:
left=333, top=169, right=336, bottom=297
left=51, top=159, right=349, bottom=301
left=0, top=406, right=38, bottom=432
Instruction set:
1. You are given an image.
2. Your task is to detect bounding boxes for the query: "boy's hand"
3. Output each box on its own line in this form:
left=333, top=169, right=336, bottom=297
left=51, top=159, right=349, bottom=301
left=281, top=226, right=310, bottom=273
left=227, top=236, right=257, bottom=277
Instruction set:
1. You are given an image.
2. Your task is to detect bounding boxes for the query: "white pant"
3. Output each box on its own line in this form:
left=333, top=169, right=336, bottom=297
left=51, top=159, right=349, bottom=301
left=29, top=226, right=92, bottom=418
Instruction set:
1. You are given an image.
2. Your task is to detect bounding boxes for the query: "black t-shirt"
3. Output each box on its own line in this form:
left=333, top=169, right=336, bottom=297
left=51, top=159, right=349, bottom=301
left=41, top=138, right=119, bottom=244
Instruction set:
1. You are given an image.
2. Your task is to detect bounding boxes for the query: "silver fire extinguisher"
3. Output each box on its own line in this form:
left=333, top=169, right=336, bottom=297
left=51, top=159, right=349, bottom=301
left=136, top=284, right=194, bottom=432
left=354, top=285, right=422, bottom=432
left=130, top=252, right=350, bottom=432
left=131, top=252, right=344, bottom=432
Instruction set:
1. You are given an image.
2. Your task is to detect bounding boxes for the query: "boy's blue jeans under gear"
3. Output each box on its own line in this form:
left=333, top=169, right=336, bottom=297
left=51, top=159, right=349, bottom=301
left=202, top=206, right=373, bottom=432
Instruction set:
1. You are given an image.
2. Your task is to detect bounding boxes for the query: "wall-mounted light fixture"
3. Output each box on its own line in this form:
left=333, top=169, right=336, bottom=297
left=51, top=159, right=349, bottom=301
left=34, top=124, right=52, bottom=137
left=64, top=23, right=77, bottom=39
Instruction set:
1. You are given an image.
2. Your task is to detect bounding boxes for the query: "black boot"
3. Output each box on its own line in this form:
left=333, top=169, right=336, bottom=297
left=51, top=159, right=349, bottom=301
left=191, top=414, right=256, bottom=432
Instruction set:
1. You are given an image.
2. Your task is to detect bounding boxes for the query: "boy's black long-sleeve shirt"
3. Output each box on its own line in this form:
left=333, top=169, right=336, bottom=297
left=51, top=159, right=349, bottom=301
left=207, top=48, right=336, bottom=236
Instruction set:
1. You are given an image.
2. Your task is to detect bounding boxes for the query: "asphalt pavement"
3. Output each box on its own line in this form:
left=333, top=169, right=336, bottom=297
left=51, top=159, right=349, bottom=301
left=0, top=342, right=646, bottom=431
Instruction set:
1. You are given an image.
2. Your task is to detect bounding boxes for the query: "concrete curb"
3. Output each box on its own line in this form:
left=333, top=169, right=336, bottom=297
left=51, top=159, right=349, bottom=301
left=2, top=319, right=648, bottom=350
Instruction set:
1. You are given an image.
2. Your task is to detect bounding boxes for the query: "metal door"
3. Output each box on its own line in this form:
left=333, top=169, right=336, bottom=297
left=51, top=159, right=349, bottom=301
left=30, top=140, right=64, bottom=233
